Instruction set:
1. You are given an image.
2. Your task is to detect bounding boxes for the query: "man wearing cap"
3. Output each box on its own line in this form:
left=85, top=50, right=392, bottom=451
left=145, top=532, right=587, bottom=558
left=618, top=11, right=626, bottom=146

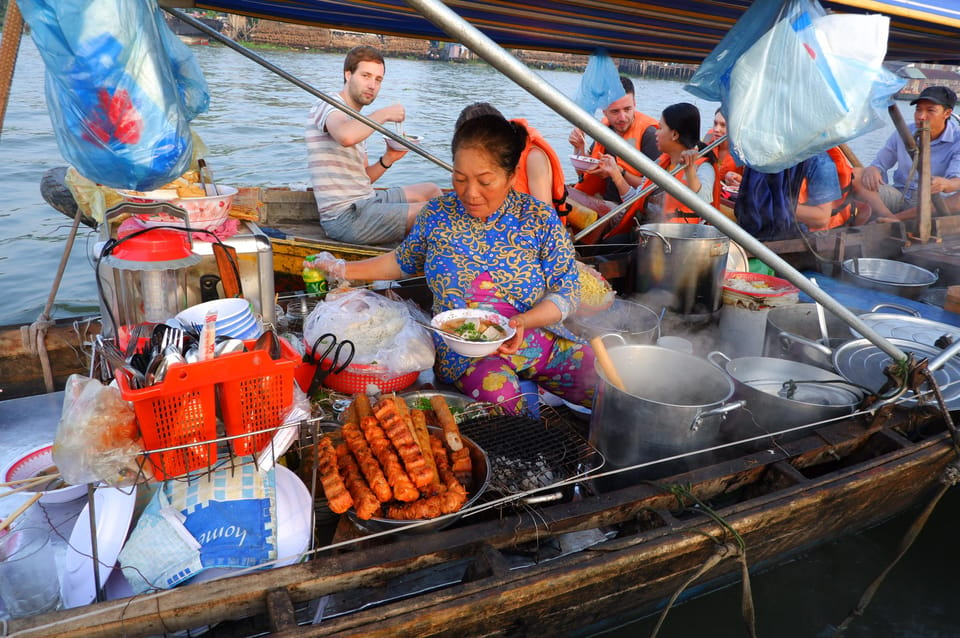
left=853, top=85, right=960, bottom=221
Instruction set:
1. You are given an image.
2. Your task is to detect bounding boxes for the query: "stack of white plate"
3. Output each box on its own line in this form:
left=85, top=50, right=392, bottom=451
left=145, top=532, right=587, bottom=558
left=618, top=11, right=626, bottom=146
left=176, top=298, right=262, bottom=340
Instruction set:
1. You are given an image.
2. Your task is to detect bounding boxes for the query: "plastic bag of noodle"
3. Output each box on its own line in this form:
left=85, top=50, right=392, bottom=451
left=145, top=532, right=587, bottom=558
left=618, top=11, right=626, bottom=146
left=19, top=0, right=210, bottom=191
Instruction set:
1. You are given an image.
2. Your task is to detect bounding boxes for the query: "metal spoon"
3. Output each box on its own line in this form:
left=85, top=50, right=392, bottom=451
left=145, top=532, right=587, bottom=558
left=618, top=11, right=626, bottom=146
left=414, top=318, right=462, bottom=339
left=810, top=277, right=830, bottom=344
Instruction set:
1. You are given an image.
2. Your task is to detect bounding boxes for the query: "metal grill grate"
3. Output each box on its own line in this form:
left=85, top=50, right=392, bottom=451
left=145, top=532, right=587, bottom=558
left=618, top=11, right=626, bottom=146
left=458, top=407, right=603, bottom=496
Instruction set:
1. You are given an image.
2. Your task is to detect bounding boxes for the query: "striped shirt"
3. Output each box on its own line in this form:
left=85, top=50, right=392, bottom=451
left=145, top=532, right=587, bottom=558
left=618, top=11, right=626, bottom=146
left=306, top=96, right=374, bottom=220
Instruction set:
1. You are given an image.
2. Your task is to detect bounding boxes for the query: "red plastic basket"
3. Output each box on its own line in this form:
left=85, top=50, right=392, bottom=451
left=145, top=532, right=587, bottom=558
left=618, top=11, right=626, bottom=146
left=117, top=339, right=299, bottom=479
left=294, top=360, right=419, bottom=395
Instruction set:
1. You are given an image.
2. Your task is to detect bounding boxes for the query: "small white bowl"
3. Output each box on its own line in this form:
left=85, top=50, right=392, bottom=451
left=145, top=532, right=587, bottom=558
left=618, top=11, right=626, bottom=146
left=431, top=308, right=515, bottom=358
left=384, top=134, right=423, bottom=151
left=570, top=155, right=600, bottom=171
left=2, top=444, right=86, bottom=504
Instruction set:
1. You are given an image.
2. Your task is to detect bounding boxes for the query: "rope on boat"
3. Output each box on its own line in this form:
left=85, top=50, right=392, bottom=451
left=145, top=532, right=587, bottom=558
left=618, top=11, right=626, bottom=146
left=648, top=541, right=756, bottom=638
left=831, top=462, right=960, bottom=636
left=20, top=206, right=86, bottom=393
left=647, top=486, right=756, bottom=638
left=0, top=0, right=24, bottom=139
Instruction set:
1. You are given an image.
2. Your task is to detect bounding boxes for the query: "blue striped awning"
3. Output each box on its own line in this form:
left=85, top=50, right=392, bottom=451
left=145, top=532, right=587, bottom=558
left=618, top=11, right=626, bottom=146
left=188, top=0, right=960, bottom=63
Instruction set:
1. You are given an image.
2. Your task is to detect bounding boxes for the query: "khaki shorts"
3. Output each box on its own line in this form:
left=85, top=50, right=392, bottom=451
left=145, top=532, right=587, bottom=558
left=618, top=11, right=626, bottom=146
left=878, top=184, right=907, bottom=214
left=320, top=187, right=409, bottom=245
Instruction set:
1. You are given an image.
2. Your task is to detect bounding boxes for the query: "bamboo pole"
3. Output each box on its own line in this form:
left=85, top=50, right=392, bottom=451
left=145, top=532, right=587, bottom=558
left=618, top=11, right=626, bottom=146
left=0, top=0, right=24, bottom=140
left=917, top=126, right=932, bottom=242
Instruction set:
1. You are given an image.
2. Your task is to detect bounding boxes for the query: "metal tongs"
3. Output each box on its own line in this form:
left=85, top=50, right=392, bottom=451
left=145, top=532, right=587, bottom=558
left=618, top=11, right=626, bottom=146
left=197, top=158, right=219, bottom=195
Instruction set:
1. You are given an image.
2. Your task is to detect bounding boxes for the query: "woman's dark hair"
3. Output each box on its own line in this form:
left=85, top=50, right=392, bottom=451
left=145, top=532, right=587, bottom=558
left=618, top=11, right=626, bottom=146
left=455, top=102, right=504, bottom=131
left=663, top=102, right=701, bottom=149
left=451, top=113, right=527, bottom=175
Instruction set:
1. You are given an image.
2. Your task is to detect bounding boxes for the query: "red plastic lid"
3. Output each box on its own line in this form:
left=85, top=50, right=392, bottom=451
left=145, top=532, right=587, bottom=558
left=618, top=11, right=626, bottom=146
left=111, top=228, right=194, bottom=262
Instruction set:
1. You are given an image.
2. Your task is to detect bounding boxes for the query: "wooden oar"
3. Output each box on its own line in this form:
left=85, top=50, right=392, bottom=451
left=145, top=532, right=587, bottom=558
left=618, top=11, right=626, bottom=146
left=573, top=134, right=728, bottom=243
left=0, top=493, right=42, bottom=533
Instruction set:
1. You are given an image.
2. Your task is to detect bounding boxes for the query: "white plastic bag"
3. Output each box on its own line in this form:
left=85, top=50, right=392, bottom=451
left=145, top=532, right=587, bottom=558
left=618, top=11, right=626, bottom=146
left=303, top=288, right=434, bottom=377
left=687, top=0, right=904, bottom=172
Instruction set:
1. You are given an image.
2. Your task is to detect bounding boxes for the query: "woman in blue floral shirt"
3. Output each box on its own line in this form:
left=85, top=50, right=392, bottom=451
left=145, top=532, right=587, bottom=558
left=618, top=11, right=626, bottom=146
left=307, top=114, right=597, bottom=412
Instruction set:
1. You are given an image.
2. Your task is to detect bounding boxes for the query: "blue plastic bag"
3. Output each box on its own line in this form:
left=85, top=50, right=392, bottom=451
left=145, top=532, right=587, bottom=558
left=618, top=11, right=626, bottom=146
left=19, top=0, right=209, bottom=190
left=573, top=50, right=625, bottom=115
left=686, top=0, right=904, bottom=172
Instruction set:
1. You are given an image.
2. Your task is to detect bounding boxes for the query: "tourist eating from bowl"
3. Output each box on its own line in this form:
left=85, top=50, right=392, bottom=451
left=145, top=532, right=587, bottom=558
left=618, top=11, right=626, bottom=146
left=304, top=114, right=598, bottom=413
left=564, top=76, right=659, bottom=230
left=598, top=102, right=716, bottom=229
left=305, top=45, right=441, bottom=244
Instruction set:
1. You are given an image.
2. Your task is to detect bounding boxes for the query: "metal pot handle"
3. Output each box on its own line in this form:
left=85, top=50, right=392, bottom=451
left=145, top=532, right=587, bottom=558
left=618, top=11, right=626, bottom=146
left=706, top=350, right=732, bottom=368
left=690, top=400, right=746, bottom=431
left=637, top=228, right=672, bottom=254
left=597, top=332, right=628, bottom=348
left=778, top=331, right=833, bottom=358
left=869, top=303, right=919, bottom=317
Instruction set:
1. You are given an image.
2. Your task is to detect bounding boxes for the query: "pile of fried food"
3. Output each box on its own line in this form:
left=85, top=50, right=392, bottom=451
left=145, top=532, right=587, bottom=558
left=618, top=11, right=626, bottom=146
left=123, top=170, right=206, bottom=198
left=314, top=394, right=473, bottom=521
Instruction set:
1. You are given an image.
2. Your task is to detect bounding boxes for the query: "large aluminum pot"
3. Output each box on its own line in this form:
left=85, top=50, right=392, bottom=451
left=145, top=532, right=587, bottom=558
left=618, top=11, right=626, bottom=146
left=763, top=303, right=864, bottom=368
left=590, top=345, right=744, bottom=479
left=841, top=258, right=938, bottom=299
left=635, top=223, right=729, bottom=316
left=708, top=351, right=864, bottom=440
left=565, top=298, right=660, bottom=347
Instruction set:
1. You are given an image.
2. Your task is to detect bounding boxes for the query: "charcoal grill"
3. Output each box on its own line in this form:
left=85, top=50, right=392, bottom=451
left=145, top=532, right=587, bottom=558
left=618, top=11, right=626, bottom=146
left=458, top=407, right=604, bottom=497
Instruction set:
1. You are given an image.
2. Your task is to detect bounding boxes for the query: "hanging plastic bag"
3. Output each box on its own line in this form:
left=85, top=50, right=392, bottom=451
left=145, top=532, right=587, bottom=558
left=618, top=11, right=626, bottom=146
left=52, top=374, right=147, bottom=487
left=685, top=0, right=904, bottom=172
left=573, top=49, right=625, bottom=115
left=19, top=0, right=210, bottom=191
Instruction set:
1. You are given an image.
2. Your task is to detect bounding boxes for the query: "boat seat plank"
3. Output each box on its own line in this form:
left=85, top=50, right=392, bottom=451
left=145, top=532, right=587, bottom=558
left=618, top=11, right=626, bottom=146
left=265, top=588, right=298, bottom=633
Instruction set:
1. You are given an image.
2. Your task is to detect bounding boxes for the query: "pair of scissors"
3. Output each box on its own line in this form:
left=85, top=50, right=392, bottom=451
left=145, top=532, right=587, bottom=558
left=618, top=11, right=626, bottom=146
left=305, top=333, right=356, bottom=396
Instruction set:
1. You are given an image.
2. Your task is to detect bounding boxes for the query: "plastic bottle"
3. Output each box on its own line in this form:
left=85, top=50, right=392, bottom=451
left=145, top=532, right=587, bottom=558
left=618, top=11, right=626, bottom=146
left=302, top=256, right=328, bottom=298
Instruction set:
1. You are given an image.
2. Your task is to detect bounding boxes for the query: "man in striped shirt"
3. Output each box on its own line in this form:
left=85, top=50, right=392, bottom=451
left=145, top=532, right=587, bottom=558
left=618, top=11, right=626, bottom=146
left=306, top=46, right=441, bottom=244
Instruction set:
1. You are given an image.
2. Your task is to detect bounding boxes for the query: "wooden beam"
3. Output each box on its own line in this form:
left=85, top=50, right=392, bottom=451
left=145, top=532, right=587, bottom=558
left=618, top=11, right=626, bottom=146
left=918, top=125, right=932, bottom=243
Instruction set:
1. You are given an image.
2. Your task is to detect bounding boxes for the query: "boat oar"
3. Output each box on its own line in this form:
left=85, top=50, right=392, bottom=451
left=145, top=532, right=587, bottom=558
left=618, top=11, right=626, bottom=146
left=888, top=104, right=950, bottom=217
left=573, top=134, right=728, bottom=243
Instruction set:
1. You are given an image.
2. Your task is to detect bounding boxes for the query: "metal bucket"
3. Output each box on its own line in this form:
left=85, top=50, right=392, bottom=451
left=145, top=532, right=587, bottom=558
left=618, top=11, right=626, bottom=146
left=635, top=223, right=729, bottom=316
left=589, top=345, right=743, bottom=485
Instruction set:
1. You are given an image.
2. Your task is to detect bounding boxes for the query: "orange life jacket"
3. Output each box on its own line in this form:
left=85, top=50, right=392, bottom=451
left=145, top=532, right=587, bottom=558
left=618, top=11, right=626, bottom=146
left=511, top=118, right=570, bottom=220
left=573, top=111, right=659, bottom=199
left=602, top=153, right=713, bottom=237
left=800, top=146, right=855, bottom=231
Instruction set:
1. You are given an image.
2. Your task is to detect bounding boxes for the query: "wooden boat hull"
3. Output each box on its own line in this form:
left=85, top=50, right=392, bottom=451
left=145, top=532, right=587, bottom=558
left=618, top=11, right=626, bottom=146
left=4, top=376, right=954, bottom=637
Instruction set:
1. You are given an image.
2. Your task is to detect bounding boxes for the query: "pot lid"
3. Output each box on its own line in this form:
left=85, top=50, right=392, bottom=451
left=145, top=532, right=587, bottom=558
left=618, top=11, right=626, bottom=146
left=851, top=313, right=960, bottom=348
left=746, top=379, right=863, bottom=407
left=832, top=338, right=960, bottom=407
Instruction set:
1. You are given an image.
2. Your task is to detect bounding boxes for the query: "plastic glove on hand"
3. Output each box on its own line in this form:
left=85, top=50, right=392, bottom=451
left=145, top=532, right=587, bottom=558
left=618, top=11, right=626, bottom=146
left=303, top=252, right=348, bottom=288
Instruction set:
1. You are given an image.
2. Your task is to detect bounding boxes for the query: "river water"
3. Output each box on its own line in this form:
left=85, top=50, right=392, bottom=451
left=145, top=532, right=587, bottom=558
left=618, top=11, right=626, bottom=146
left=3, top=38, right=956, bottom=637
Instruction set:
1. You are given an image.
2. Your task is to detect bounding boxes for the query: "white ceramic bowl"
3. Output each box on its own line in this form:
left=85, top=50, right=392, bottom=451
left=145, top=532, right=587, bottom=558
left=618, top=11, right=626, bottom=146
left=431, top=308, right=515, bottom=358
left=384, top=134, right=423, bottom=151
left=119, top=184, right=238, bottom=230
left=176, top=298, right=253, bottom=330
left=2, top=444, right=86, bottom=504
left=570, top=154, right=600, bottom=171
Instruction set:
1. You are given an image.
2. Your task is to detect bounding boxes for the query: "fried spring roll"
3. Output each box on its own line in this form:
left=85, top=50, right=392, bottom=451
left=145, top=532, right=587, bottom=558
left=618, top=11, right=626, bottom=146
left=342, top=421, right=392, bottom=503
left=430, top=395, right=464, bottom=452
left=316, top=435, right=353, bottom=514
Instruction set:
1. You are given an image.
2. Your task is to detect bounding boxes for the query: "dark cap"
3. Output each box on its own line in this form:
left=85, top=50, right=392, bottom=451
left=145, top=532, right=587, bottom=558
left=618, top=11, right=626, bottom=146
left=910, top=85, right=957, bottom=109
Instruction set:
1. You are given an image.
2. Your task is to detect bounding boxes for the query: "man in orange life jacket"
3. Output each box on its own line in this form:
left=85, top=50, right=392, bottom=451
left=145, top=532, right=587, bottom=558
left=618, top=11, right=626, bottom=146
left=566, top=76, right=659, bottom=217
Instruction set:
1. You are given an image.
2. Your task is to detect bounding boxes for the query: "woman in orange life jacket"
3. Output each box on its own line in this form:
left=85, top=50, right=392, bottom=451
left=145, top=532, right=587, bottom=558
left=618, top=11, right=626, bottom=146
left=597, top=102, right=716, bottom=229
left=455, top=102, right=570, bottom=220
left=703, top=108, right=743, bottom=200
